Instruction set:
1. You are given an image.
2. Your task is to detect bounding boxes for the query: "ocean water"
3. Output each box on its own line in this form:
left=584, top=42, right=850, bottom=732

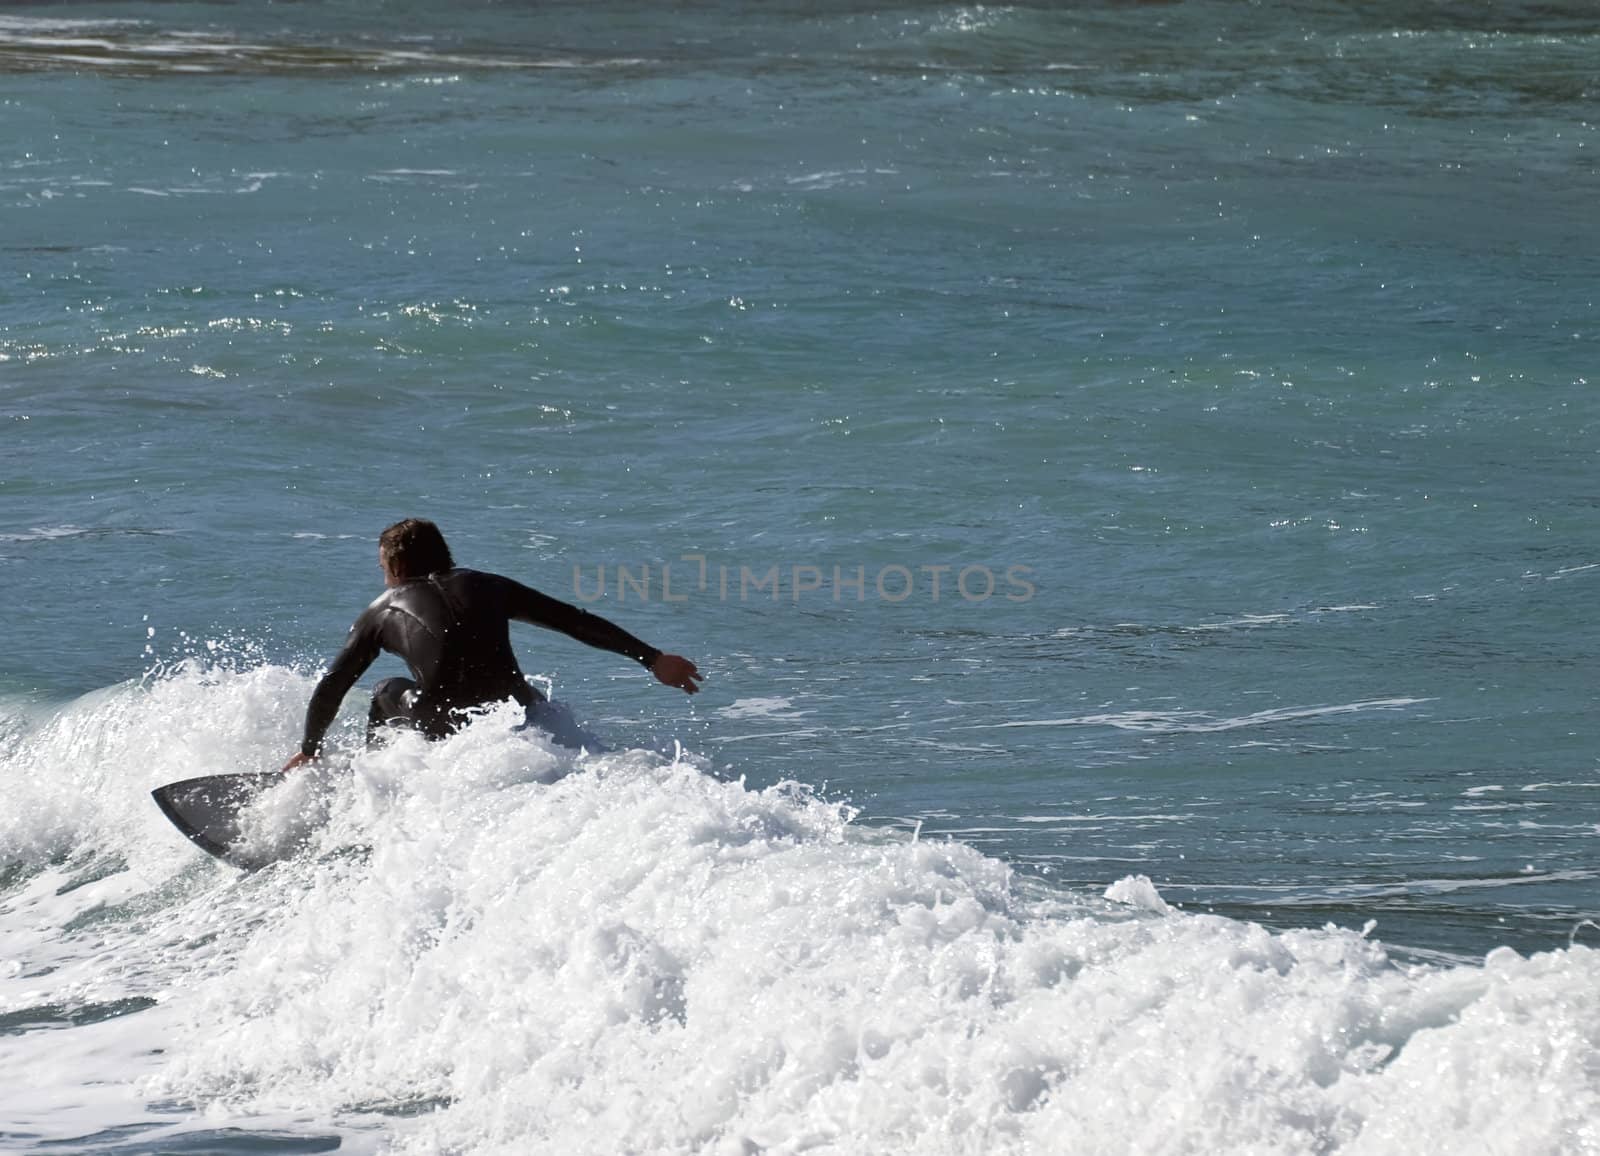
left=2, top=1, right=1598, bottom=1151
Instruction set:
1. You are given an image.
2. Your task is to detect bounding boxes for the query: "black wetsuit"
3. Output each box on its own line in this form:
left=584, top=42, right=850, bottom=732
left=299, top=568, right=660, bottom=756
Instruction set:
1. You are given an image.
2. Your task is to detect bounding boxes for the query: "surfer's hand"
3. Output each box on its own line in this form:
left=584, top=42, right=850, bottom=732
left=281, top=752, right=314, bottom=773
left=652, top=653, right=703, bottom=695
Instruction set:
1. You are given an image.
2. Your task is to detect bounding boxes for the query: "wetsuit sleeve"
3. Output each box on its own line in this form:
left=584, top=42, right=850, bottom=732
left=504, top=579, right=662, bottom=668
left=300, top=609, right=383, bottom=757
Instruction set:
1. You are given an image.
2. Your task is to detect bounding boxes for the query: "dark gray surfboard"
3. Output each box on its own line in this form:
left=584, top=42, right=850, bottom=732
left=151, top=773, right=295, bottom=872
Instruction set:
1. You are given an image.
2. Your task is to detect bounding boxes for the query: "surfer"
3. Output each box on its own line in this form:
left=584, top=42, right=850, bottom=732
left=281, top=518, right=701, bottom=769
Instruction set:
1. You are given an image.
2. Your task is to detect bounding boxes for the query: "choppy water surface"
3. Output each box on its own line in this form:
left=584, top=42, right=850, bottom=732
left=3, top=1, right=1598, bottom=1151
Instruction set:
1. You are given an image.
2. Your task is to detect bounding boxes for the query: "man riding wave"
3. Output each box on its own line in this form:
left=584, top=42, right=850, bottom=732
left=282, top=518, right=700, bottom=770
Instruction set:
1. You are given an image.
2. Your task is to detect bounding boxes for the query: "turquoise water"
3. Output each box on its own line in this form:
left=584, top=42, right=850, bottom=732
left=3, top=3, right=1598, bottom=1151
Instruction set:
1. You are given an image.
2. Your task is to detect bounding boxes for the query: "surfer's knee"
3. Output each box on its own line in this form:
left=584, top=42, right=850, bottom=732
left=366, top=678, right=422, bottom=746
left=371, top=677, right=416, bottom=712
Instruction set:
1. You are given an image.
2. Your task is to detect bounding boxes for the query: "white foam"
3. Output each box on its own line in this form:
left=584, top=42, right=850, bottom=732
left=0, top=524, right=102, bottom=543
left=0, top=16, right=142, bottom=34
left=1103, top=874, right=1172, bottom=914
left=716, top=696, right=804, bottom=720
left=969, top=697, right=1433, bottom=735
left=1, top=668, right=1597, bottom=1153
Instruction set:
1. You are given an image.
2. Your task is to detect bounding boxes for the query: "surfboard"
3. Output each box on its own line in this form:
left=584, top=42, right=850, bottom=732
left=151, top=773, right=301, bottom=872
left=151, top=709, right=593, bottom=871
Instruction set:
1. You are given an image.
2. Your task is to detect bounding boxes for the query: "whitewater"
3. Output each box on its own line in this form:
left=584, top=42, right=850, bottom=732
left=1, top=664, right=1595, bottom=1154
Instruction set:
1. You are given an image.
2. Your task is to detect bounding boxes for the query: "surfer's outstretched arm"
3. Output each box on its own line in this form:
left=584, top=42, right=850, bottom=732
left=503, top=577, right=703, bottom=694
left=283, top=612, right=383, bottom=769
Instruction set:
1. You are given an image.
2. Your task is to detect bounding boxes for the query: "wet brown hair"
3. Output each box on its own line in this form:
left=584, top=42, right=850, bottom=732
left=378, top=518, right=455, bottom=580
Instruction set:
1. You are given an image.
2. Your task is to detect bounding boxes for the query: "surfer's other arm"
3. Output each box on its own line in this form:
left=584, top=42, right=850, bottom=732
left=503, top=577, right=702, bottom=694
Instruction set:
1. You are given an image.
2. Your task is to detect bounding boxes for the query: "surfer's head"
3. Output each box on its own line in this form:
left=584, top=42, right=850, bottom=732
left=379, top=518, right=454, bottom=585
